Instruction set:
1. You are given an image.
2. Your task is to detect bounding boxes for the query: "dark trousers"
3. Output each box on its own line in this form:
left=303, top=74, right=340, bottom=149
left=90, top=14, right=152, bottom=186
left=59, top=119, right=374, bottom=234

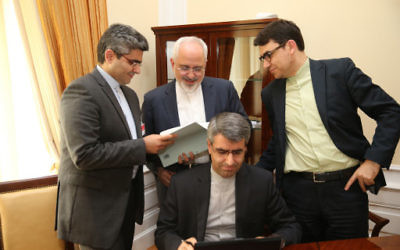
left=282, top=173, right=369, bottom=243
left=80, top=179, right=137, bottom=250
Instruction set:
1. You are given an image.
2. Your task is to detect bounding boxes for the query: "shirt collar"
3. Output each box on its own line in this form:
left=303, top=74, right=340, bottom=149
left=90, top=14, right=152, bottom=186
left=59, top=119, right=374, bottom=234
left=97, top=65, right=120, bottom=90
left=210, top=165, right=236, bottom=184
left=287, top=58, right=310, bottom=86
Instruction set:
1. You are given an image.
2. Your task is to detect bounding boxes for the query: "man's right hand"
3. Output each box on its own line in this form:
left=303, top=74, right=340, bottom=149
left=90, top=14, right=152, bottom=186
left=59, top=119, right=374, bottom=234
left=143, top=134, right=177, bottom=154
left=178, top=237, right=197, bottom=250
left=157, top=167, right=175, bottom=187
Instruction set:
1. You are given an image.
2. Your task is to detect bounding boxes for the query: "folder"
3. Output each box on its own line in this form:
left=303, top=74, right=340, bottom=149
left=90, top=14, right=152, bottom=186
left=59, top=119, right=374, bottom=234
left=159, top=122, right=208, bottom=167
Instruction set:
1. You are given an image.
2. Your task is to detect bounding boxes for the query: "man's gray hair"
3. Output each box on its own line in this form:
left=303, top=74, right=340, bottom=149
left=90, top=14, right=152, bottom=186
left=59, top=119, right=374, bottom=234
left=207, top=112, right=251, bottom=144
left=97, top=23, right=149, bottom=63
left=172, top=36, right=208, bottom=61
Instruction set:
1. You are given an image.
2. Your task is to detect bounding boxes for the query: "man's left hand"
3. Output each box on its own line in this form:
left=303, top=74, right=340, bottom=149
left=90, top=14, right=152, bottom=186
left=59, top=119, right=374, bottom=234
left=344, top=160, right=380, bottom=192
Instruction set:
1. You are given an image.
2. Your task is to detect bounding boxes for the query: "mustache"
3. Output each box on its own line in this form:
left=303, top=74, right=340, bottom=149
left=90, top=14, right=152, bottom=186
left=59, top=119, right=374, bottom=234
left=182, top=75, right=200, bottom=82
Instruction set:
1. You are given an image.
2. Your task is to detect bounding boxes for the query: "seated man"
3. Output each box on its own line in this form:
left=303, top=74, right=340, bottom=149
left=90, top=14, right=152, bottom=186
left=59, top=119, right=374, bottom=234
left=155, top=112, right=301, bottom=250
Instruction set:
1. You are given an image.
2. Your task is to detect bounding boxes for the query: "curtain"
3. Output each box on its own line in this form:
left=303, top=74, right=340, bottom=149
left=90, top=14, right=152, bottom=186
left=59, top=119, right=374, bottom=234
left=0, top=0, right=56, bottom=180
left=36, top=0, right=108, bottom=92
left=217, top=37, right=235, bottom=79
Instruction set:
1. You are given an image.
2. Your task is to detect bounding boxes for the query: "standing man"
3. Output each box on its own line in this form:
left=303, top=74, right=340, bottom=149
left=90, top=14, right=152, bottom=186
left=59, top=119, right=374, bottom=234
left=155, top=112, right=301, bottom=250
left=142, top=36, right=248, bottom=204
left=254, top=19, right=400, bottom=242
left=56, top=24, right=175, bottom=250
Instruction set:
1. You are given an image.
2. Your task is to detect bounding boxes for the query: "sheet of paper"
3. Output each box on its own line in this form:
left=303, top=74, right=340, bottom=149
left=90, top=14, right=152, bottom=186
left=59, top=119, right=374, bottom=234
left=159, top=122, right=209, bottom=167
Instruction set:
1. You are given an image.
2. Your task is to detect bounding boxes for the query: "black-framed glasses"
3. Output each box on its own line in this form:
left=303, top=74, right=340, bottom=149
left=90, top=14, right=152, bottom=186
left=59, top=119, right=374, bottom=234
left=177, top=65, right=205, bottom=74
left=259, top=43, right=285, bottom=62
left=121, top=55, right=142, bottom=67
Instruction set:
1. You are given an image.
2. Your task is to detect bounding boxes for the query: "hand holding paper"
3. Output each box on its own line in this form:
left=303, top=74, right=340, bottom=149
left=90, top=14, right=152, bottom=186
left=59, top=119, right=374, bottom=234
left=158, top=122, right=209, bottom=167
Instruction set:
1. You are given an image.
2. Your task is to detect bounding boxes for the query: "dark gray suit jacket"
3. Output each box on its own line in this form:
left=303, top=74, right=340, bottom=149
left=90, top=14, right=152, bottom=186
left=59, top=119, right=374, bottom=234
left=155, top=164, right=302, bottom=250
left=56, top=68, right=146, bottom=248
left=256, top=58, right=400, bottom=192
left=142, top=77, right=248, bottom=172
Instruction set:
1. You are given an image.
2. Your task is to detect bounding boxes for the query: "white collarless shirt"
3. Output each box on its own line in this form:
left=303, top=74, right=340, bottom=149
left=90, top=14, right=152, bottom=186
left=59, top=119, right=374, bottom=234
left=204, top=166, right=236, bottom=241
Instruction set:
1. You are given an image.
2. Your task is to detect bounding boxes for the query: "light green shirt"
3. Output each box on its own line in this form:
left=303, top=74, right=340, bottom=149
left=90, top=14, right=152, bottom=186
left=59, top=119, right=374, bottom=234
left=284, top=59, right=359, bottom=173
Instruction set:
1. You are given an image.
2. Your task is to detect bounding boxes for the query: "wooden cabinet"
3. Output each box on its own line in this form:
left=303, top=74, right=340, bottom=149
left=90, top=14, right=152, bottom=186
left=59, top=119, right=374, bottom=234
left=151, top=18, right=276, bottom=164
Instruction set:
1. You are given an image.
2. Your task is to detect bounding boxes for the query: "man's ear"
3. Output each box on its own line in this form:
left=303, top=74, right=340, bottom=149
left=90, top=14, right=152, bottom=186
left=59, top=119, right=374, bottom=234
left=104, top=49, right=115, bottom=63
left=207, top=139, right=212, bottom=154
left=287, top=40, right=298, bottom=53
left=170, top=57, right=175, bottom=68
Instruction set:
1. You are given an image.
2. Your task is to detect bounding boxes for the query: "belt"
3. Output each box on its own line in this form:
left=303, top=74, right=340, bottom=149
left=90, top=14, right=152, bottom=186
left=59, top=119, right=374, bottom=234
left=288, top=166, right=358, bottom=183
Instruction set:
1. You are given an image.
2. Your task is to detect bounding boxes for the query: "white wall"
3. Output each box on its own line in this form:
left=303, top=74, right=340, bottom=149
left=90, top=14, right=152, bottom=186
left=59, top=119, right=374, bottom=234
left=106, top=0, right=159, bottom=106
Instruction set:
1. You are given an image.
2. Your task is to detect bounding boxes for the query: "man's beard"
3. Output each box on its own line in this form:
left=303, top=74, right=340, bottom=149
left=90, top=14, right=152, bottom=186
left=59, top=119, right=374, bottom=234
left=177, top=76, right=202, bottom=93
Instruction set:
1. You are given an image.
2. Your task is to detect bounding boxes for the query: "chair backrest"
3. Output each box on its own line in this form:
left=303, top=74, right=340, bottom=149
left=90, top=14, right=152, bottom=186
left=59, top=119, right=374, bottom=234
left=369, top=211, right=390, bottom=237
left=0, top=175, right=72, bottom=250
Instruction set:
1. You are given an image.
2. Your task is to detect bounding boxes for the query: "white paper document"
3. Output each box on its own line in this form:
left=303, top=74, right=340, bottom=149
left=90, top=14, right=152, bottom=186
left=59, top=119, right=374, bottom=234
left=159, top=122, right=209, bottom=167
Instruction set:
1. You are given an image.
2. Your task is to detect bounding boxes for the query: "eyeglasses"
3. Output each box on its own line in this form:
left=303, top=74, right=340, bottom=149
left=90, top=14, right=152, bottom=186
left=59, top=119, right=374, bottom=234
left=177, top=65, right=205, bottom=74
left=259, top=43, right=285, bottom=62
left=121, top=55, right=142, bottom=67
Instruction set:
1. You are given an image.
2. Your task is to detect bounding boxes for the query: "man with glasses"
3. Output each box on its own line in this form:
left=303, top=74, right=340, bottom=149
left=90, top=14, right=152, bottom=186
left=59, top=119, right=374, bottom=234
left=56, top=24, right=175, bottom=250
left=142, top=36, right=248, bottom=204
left=254, top=19, right=400, bottom=242
left=155, top=112, right=301, bottom=250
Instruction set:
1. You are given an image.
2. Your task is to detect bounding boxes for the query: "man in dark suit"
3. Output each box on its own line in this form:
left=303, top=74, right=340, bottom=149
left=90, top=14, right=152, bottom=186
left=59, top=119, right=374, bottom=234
left=142, top=36, right=248, bottom=204
left=254, top=19, right=400, bottom=242
left=56, top=24, right=175, bottom=250
left=155, top=112, right=301, bottom=250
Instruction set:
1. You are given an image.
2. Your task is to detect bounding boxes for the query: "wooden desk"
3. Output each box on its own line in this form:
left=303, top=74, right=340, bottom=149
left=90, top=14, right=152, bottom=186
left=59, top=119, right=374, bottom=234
left=284, top=235, right=400, bottom=250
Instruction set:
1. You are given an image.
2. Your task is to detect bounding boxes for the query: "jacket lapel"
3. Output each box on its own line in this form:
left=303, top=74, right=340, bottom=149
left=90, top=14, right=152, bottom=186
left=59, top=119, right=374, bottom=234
left=235, top=164, right=250, bottom=235
left=195, top=167, right=211, bottom=241
left=92, top=68, right=133, bottom=139
left=202, top=79, right=215, bottom=121
left=121, top=86, right=142, bottom=138
left=163, top=81, right=181, bottom=127
left=273, top=79, right=287, bottom=162
left=310, top=59, right=328, bottom=127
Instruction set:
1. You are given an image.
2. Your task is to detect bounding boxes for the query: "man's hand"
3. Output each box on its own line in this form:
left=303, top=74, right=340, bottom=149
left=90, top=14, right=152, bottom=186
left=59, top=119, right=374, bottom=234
left=143, top=134, right=177, bottom=154
left=178, top=237, right=197, bottom=250
left=157, top=167, right=175, bottom=187
left=178, top=152, right=195, bottom=165
left=344, top=160, right=380, bottom=192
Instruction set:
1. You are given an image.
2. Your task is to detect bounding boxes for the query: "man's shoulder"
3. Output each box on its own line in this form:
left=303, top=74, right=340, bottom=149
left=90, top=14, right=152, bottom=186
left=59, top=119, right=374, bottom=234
left=171, top=165, right=209, bottom=182
left=311, top=57, right=354, bottom=68
left=144, top=81, right=174, bottom=99
left=65, top=69, right=101, bottom=90
left=242, top=164, right=273, bottom=180
left=202, top=76, right=232, bottom=88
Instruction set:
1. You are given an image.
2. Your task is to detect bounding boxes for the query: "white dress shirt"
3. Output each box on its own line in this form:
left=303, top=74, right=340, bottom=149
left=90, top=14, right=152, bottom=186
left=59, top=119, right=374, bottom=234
left=176, top=81, right=209, bottom=164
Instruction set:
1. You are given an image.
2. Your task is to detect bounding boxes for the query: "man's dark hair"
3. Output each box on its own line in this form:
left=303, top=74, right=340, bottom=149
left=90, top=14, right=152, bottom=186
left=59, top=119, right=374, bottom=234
left=97, top=23, right=149, bottom=63
left=254, top=19, right=305, bottom=51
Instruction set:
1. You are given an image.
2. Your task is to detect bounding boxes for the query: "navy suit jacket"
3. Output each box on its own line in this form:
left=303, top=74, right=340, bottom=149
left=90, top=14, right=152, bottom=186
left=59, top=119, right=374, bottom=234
left=142, top=77, right=248, bottom=171
left=256, top=58, right=400, bottom=192
left=155, top=164, right=302, bottom=250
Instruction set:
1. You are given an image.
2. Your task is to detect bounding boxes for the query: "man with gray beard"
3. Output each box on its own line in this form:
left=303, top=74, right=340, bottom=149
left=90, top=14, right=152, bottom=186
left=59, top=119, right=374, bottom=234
left=142, top=36, right=248, bottom=204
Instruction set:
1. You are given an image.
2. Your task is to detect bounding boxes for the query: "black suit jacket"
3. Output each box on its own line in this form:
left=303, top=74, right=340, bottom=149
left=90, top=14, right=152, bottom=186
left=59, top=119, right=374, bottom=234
left=155, top=164, right=301, bottom=250
left=142, top=77, right=248, bottom=171
left=256, top=58, right=400, bottom=191
left=57, top=68, right=146, bottom=248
